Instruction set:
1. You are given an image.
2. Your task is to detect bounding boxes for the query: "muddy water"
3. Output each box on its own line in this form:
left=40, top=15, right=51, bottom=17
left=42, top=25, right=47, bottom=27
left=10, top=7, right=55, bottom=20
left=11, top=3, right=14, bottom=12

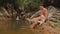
left=0, top=19, right=37, bottom=34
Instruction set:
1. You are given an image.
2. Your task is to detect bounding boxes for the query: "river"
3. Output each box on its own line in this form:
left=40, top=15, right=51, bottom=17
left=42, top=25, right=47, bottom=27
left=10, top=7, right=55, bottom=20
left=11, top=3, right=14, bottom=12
left=0, top=19, right=38, bottom=34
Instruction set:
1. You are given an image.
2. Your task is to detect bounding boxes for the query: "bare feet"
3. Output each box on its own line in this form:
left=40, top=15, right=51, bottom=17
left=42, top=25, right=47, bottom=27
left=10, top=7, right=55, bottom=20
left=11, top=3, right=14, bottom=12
left=37, top=21, right=43, bottom=25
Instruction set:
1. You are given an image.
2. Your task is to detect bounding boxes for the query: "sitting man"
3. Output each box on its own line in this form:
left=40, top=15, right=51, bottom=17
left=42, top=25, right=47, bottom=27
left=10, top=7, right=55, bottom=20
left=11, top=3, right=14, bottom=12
left=29, top=4, right=48, bottom=29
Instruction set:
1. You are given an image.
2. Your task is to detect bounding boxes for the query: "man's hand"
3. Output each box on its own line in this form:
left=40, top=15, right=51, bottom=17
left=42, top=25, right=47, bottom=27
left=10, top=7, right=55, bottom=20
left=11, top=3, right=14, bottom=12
left=26, top=16, right=34, bottom=21
left=30, top=16, right=34, bottom=19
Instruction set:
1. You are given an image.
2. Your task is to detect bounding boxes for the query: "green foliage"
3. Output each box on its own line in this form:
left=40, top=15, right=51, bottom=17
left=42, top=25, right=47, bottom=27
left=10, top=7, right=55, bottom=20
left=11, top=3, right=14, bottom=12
left=0, top=0, right=45, bottom=12
left=24, top=0, right=45, bottom=12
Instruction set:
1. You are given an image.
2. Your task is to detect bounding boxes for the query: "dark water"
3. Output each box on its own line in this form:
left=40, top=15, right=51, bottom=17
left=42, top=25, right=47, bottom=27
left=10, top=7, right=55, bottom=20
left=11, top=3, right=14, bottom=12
left=0, top=19, right=38, bottom=34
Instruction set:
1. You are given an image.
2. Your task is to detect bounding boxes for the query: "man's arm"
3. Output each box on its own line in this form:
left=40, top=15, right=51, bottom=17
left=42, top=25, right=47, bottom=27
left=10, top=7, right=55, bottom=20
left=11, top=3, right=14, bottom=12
left=30, top=11, right=40, bottom=19
left=30, top=16, right=35, bottom=19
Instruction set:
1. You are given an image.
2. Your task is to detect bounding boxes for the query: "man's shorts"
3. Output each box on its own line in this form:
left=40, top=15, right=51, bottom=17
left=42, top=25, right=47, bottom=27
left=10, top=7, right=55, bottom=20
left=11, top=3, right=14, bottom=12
left=30, top=15, right=46, bottom=23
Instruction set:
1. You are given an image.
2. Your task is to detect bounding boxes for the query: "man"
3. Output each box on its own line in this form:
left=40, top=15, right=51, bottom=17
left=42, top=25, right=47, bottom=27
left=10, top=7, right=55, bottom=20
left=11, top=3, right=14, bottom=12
left=29, top=4, right=48, bottom=29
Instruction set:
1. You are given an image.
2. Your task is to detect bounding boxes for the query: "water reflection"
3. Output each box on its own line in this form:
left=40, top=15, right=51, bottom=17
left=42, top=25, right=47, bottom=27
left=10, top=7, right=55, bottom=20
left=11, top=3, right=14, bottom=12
left=0, top=19, right=37, bottom=34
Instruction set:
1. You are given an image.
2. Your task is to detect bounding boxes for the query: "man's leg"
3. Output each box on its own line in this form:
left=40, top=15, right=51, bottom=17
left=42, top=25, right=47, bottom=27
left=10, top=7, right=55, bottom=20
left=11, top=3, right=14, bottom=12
left=30, top=22, right=38, bottom=29
left=38, top=21, right=43, bottom=25
left=38, top=19, right=46, bottom=25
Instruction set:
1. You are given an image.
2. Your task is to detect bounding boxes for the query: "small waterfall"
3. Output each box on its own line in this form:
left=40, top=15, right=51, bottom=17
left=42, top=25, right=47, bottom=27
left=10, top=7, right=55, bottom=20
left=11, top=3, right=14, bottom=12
left=16, top=16, right=19, bottom=20
left=48, top=6, right=60, bottom=22
left=48, top=6, right=58, bottom=18
left=16, top=16, right=19, bottom=24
